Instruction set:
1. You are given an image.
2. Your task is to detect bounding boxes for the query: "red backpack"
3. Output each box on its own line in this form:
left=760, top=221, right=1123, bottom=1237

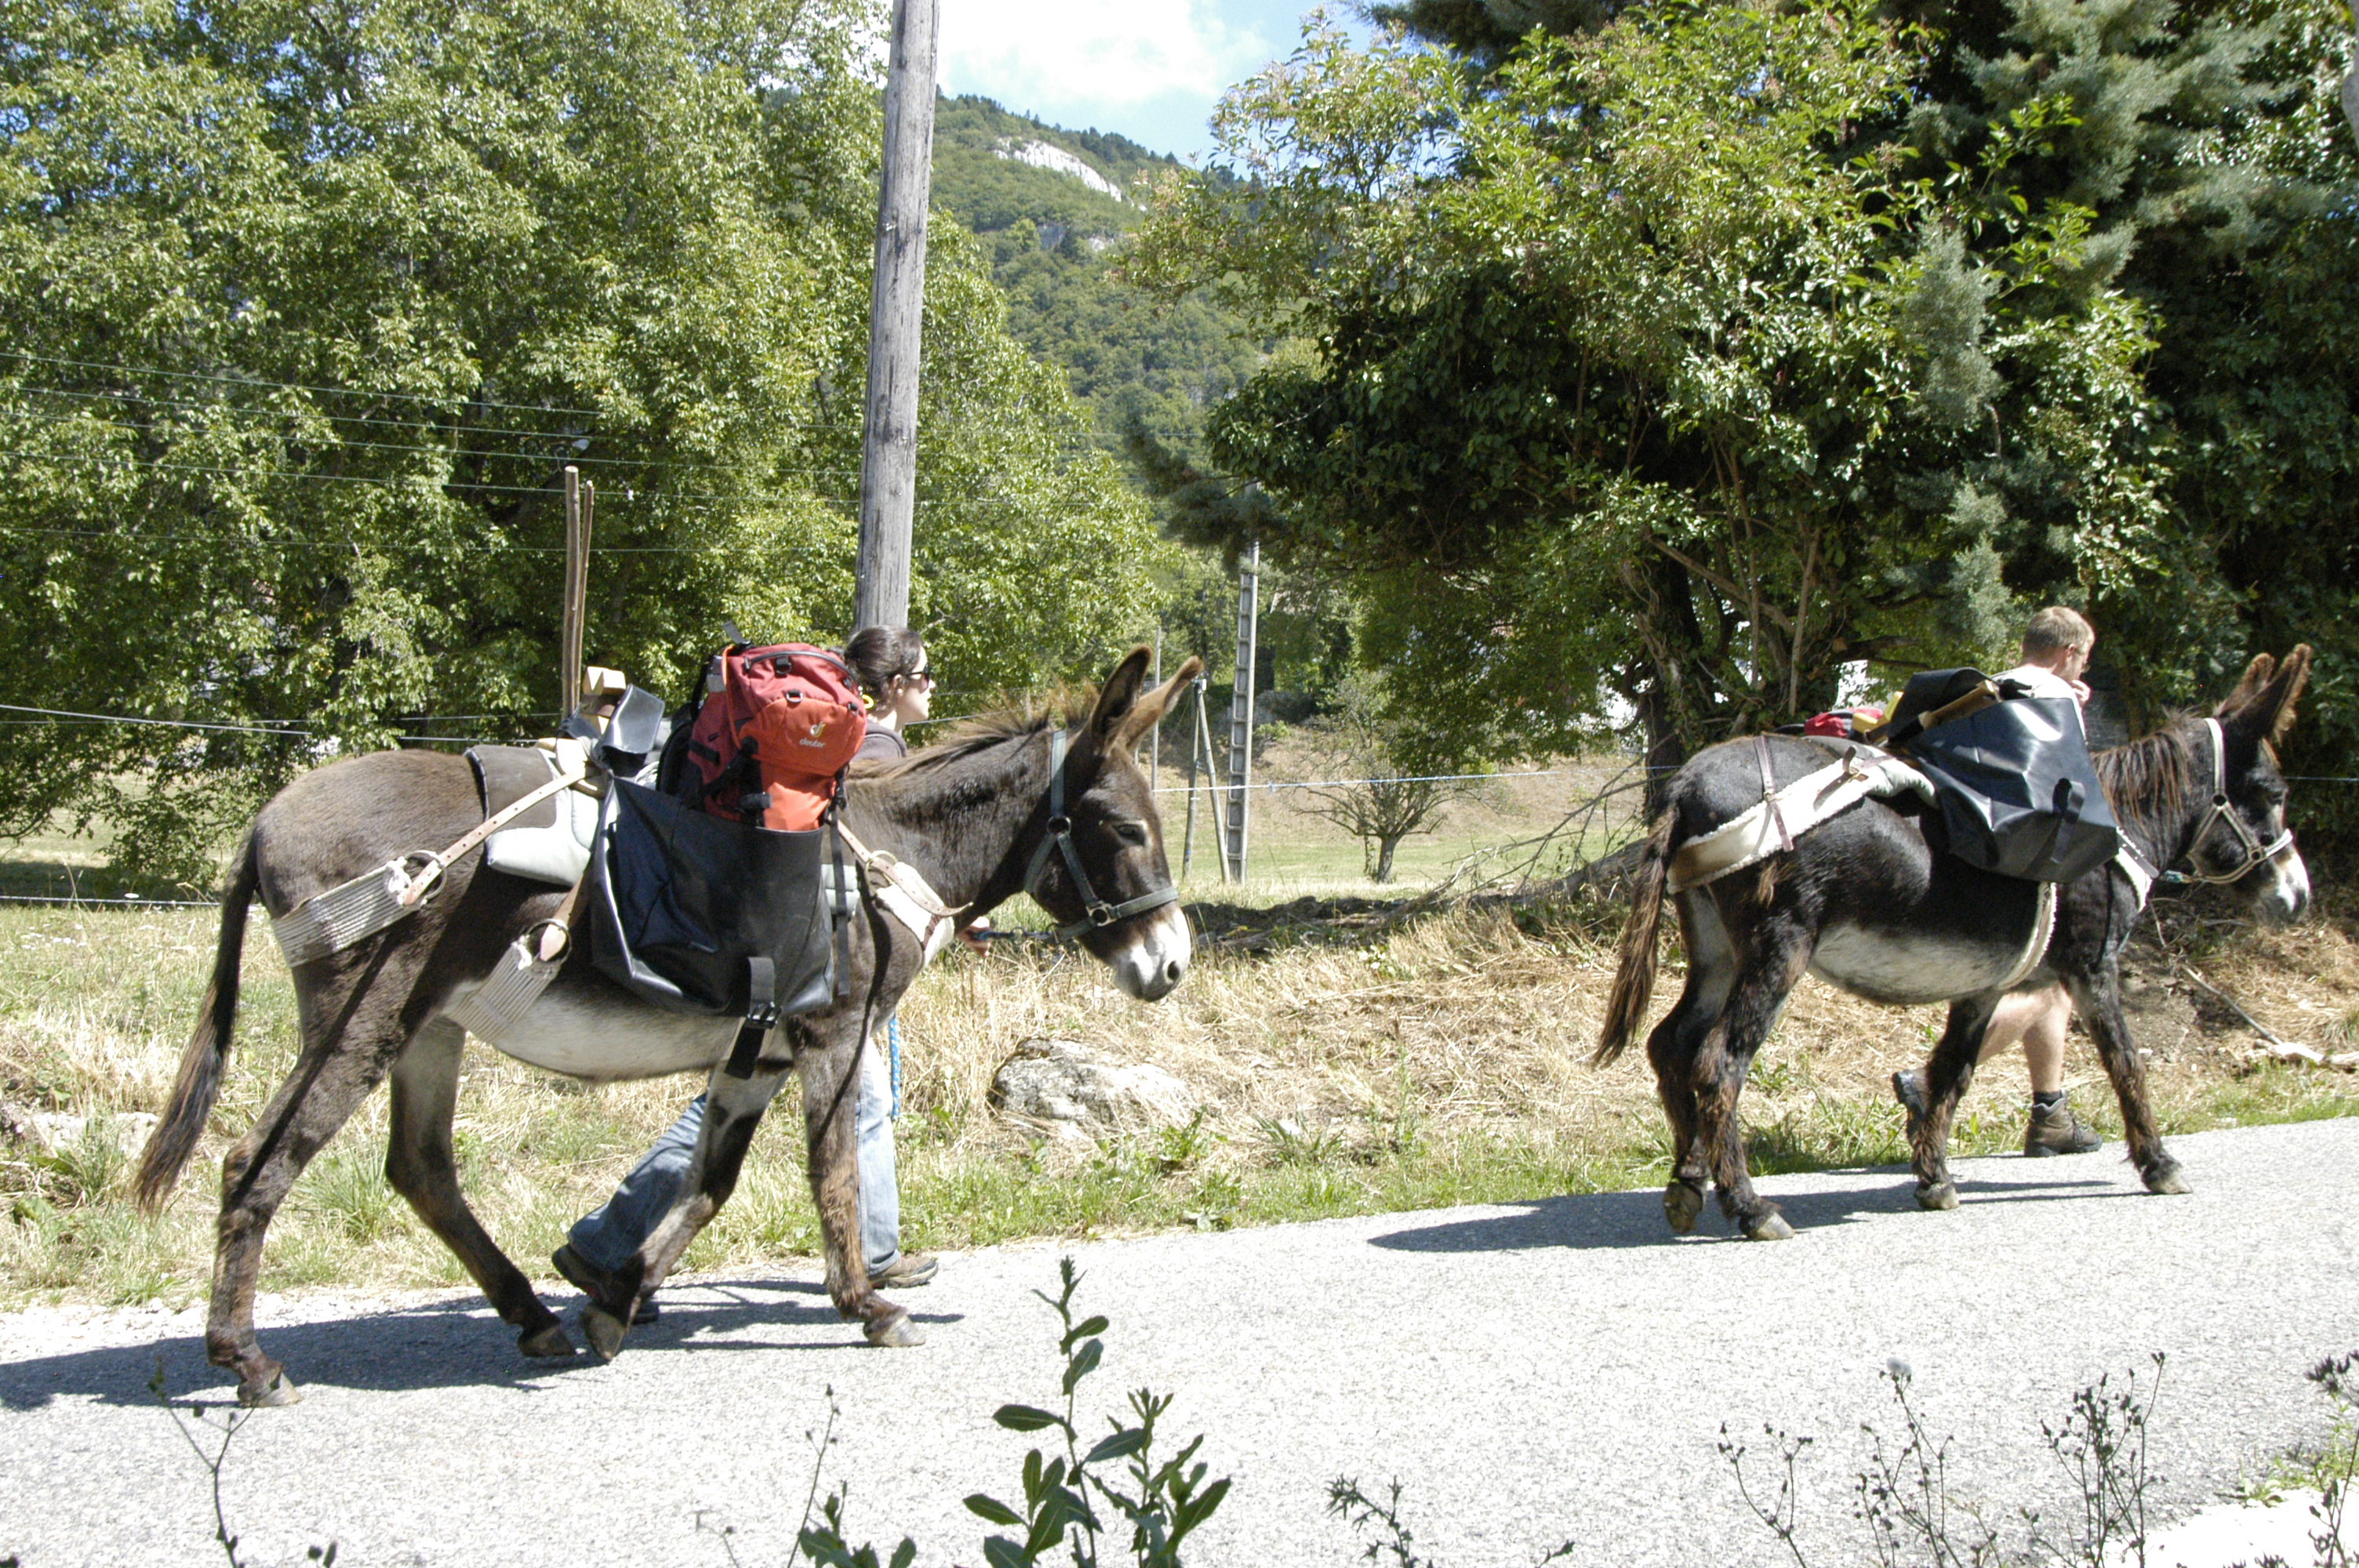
left=678, top=644, right=867, bottom=832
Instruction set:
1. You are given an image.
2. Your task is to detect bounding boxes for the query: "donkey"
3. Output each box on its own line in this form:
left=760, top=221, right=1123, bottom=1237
left=136, top=648, right=1203, bottom=1406
left=1596, top=648, right=2314, bottom=1241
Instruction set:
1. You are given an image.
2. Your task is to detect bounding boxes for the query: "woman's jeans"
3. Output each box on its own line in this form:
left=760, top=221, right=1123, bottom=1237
left=566, top=1026, right=900, bottom=1274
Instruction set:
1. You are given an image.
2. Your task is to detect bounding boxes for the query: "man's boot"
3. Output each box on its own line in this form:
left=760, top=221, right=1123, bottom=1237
left=2023, top=1093, right=2103, bottom=1156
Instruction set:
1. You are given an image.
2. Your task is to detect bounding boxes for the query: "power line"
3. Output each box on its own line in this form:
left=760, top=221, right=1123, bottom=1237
left=3, top=443, right=1087, bottom=512
left=6, top=380, right=862, bottom=442
left=0, top=701, right=521, bottom=744
left=0, top=348, right=617, bottom=420
left=0, top=401, right=867, bottom=479
left=0, top=523, right=836, bottom=554
left=0, top=702, right=315, bottom=735
left=0, top=354, right=1160, bottom=450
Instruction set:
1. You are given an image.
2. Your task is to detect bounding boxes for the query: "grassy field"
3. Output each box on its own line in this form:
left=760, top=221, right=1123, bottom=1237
left=4, top=747, right=2357, bottom=1308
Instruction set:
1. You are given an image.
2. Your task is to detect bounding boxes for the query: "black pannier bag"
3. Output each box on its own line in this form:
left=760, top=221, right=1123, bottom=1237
left=588, top=779, right=838, bottom=1074
left=1885, top=668, right=2121, bottom=884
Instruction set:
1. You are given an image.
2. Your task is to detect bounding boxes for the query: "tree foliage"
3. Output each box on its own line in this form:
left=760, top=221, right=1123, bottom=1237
left=0, top=0, right=1169, bottom=883
left=1135, top=0, right=2355, bottom=814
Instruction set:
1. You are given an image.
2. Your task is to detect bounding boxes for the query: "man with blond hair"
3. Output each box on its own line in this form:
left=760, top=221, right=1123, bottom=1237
left=1894, top=604, right=2105, bottom=1156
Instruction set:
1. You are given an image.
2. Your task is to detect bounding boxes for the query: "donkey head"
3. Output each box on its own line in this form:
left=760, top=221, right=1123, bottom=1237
left=2200, top=645, right=2314, bottom=924
left=1029, top=648, right=1205, bottom=1000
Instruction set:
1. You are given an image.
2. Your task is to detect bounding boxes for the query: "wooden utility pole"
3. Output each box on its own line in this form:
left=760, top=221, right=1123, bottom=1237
left=560, top=466, right=592, bottom=713
left=853, top=0, right=941, bottom=633
left=1222, top=539, right=1260, bottom=884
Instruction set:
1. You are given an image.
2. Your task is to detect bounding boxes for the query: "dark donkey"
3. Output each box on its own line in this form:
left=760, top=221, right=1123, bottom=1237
left=1596, top=648, right=2314, bottom=1240
left=136, top=648, right=1203, bottom=1406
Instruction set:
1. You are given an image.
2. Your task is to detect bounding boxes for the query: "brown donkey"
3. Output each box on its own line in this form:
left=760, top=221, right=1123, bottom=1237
left=1597, top=649, right=2313, bottom=1241
left=136, top=648, right=1202, bottom=1406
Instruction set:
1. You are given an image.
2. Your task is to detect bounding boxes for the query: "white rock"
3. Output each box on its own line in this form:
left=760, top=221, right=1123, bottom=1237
left=0, top=1104, right=158, bottom=1155
left=988, top=1038, right=1195, bottom=1141
left=993, top=138, right=1125, bottom=202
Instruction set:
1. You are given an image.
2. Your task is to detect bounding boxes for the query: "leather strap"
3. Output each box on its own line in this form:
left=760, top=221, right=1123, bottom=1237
left=1023, top=728, right=1180, bottom=940
left=399, top=746, right=591, bottom=907
left=1754, top=735, right=1794, bottom=854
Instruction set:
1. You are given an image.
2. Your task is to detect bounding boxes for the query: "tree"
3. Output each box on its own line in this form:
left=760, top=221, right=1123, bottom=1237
left=1295, top=671, right=1485, bottom=881
left=1133, top=8, right=2167, bottom=787
left=0, top=0, right=1170, bottom=884
left=1351, top=0, right=2359, bottom=835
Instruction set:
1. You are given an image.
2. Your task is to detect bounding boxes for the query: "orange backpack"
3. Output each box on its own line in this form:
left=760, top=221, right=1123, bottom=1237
left=678, top=644, right=867, bottom=832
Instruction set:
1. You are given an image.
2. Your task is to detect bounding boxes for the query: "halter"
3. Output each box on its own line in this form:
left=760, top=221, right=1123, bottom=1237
left=1022, top=727, right=1181, bottom=940
left=2175, top=717, right=2298, bottom=886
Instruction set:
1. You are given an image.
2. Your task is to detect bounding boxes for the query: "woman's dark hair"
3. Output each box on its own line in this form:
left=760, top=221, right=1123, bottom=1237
left=843, top=626, right=926, bottom=702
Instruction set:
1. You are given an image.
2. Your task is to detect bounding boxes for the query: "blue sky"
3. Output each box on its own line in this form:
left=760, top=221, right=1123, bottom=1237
left=936, top=0, right=1372, bottom=162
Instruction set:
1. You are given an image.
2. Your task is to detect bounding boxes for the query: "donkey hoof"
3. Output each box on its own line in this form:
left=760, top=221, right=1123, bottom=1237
left=866, top=1306, right=925, bottom=1348
left=1914, top=1181, right=1958, bottom=1211
left=518, top=1321, right=578, bottom=1359
left=1663, top=1181, right=1704, bottom=1236
left=1743, top=1211, right=1796, bottom=1242
left=238, top=1371, right=304, bottom=1409
left=2143, top=1163, right=2190, bottom=1196
left=580, top=1305, right=628, bottom=1363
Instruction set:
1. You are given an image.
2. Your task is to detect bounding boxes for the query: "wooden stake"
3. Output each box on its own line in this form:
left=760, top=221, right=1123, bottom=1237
left=1150, top=625, right=1162, bottom=795
left=1223, top=539, right=1259, bottom=884
left=560, top=467, right=587, bottom=714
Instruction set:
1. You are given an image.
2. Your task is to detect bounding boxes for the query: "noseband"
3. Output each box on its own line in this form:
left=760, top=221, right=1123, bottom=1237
left=2177, top=717, right=2297, bottom=886
left=1022, top=728, right=1181, bottom=940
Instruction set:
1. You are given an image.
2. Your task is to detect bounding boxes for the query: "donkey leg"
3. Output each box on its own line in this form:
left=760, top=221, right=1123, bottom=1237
left=207, top=970, right=410, bottom=1406
left=385, top=1019, right=573, bottom=1359
left=575, top=1069, right=783, bottom=1362
left=1698, top=926, right=1812, bottom=1240
left=1650, top=901, right=1736, bottom=1235
left=1647, top=1002, right=1708, bottom=1236
left=1906, top=996, right=1997, bottom=1211
left=2066, top=971, right=2185, bottom=1194
left=800, top=1029, right=919, bottom=1348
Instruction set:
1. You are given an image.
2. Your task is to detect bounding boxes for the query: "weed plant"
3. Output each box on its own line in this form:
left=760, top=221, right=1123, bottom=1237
left=1717, top=1350, right=2359, bottom=1568
left=719, top=1258, right=1231, bottom=1568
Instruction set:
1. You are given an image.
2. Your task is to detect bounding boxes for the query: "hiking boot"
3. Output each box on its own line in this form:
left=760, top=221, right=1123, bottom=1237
left=1891, top=1069, right=1930, bottom=1125
left=552, top=1243, right=659, bottom=1325
left=869, top=1252, right=939, bottom=1288
left=2023, top=1098, right=2103, bottom=1157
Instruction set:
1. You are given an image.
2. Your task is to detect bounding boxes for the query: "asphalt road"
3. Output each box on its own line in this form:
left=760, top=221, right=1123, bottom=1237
left=5, top=1120, right=2357, bottom=1567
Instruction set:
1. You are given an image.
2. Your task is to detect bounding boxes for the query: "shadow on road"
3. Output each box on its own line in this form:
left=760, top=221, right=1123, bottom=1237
left=1365, top=1164, right=2127, bottom=1254
left=0, top=1273, right=963, bottom=1412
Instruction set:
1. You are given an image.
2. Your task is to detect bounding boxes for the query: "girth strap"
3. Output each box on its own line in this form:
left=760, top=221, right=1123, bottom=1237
left=1022, top=728, right=1180, bottom=940
left=722, top=956, right=777, bottom=1080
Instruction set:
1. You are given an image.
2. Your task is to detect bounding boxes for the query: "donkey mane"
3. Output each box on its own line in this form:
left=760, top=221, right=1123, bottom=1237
left=2092, top=720, right=2197, bottom=833
left=855, top=711, right=1058, bottom=783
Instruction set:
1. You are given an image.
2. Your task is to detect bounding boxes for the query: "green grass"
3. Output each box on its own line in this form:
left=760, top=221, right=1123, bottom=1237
left=5, top=873, right=2359, bottom=1309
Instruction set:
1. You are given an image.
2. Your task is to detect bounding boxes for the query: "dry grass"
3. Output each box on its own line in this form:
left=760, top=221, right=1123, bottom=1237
left=5, top=870, right=2357, bottom=1308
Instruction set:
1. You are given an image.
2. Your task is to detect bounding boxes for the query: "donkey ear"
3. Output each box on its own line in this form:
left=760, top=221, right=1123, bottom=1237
left=1083, top=647, right=1158, bottom=746
left=1113, top=655, right=1205, bottom=751
left=2214, top=653, right=2275, bottom=717
left=2252, top=644, right=2314, bottom=745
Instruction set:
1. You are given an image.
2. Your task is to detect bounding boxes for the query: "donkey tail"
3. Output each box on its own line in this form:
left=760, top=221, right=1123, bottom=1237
left=1594, top=809, right=1678, bottom=1066
left=136, top=829, right=260, bottom=1211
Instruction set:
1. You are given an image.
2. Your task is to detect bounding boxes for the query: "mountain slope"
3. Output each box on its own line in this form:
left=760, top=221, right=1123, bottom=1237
left=929, top=96, right=1264, bottom=453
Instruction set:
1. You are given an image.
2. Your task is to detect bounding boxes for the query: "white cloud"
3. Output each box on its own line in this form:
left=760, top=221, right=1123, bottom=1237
left=938, top=0, right=1274, bottom=119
